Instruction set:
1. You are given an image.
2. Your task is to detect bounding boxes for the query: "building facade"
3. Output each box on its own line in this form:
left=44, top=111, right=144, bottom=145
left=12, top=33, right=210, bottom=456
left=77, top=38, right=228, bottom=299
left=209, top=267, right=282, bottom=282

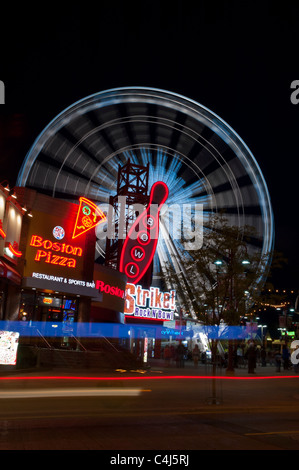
left=2, top=187, right=127, bottom=328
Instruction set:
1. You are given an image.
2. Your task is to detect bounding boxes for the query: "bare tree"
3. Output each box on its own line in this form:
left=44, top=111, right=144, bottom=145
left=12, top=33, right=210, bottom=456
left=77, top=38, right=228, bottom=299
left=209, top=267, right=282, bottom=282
left=163, top=215, right=274, bottom=372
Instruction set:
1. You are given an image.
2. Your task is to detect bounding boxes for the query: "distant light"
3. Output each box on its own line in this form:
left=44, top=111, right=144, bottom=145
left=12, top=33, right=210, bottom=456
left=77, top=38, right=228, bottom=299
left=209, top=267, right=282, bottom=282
left=214, top=260, right=223, bottom=265
left=242, top=260, right=250, bottom=265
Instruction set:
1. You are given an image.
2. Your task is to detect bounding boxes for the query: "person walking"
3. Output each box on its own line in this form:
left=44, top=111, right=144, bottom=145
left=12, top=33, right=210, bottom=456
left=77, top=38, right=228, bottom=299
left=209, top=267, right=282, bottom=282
left=176, top=343, right=185, bottom=368
left=275, top=349, right=282, bottom=372
left=246, top=341, right=257, bottom=374
left=192, top=344, right=200, bottom=368
left=164, top=345, right=171, bottom=367
left=260, top=347, right=267, bottom=367
left=237, top=346, right=243, bottom=368
left=282, top=345, right=290, bottom=370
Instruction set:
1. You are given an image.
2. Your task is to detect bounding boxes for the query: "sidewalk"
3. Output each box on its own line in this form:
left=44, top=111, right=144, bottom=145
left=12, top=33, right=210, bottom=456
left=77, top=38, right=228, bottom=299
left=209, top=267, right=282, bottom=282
left=147, top=358, right=299, bottom=377
left=1, top=359, right=298, bottom=379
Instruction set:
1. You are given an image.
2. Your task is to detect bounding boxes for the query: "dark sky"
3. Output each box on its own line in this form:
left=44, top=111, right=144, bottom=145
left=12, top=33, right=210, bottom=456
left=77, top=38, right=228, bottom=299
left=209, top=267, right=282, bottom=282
left=0, top=1, right=298, bottom=288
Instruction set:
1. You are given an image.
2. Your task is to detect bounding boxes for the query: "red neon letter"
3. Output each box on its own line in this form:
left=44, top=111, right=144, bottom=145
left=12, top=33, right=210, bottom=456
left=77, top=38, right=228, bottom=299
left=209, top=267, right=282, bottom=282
left=30, top=235, right=43, bottom=247
left=34, top=250, right=47, bottom=261
left=124, top=283, right=136, bottom=315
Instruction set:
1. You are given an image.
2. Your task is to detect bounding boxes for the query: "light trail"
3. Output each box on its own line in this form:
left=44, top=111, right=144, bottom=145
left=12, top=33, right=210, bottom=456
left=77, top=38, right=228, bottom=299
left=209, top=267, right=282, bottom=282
left=0, top=388, right=148, bottom=398
left=0, top=375, right=299, bottom=381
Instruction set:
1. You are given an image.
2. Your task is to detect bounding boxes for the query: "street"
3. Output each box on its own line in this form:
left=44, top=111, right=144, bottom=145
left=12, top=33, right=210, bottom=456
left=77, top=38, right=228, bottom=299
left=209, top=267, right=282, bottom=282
left=1, top=364, right=299, bottom=450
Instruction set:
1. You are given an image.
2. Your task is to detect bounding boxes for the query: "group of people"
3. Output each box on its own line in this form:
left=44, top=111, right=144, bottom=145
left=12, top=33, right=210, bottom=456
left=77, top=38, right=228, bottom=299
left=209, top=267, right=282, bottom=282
left=163, top=343, right=187, bottom=367
left=163, top=343, right=205, bottom=368
left=162, top=342, right=295, bottom=373
left=245, top=342, right=293, bottom=373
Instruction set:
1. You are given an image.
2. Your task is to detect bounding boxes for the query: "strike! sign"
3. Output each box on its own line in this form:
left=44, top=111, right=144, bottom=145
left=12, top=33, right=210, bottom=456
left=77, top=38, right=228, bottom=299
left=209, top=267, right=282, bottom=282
left=124, top=283, right=176, bottom=321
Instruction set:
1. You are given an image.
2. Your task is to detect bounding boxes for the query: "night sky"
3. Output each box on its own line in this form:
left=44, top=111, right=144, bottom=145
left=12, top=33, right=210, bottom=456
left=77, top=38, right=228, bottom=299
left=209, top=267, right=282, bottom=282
left=0, top=1, right=298, bottom=289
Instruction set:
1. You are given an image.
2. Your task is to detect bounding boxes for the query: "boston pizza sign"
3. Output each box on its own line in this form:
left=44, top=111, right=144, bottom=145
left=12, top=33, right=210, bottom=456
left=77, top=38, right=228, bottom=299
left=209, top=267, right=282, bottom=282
left=23, top=197, right=103, bottom=281
left=29, top=235, right=83, bottom=268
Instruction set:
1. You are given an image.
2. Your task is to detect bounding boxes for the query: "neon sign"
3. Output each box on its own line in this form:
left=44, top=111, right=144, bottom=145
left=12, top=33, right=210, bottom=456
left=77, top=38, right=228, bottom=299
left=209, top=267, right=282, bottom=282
left=120, top=182, right=169, bottom=284
left=30, top=235, right=83, bottom=268
left=1, top=219, right=22, bottom=259
left=5, top=241, right=22, bottom=258
left=96, top=280, right=125, bottom=299
left=124, top=283, right=176, bottom=321
left=0, top=220, right=6, bottom=239
left=72, top=197, right=106, bottom=239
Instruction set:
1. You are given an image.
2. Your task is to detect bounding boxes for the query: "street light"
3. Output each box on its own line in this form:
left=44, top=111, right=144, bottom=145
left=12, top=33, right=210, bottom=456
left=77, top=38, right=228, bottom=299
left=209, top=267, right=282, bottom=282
left=258, top=324, right=267, bottom=345
left=214, top=259, right=223, bottom=265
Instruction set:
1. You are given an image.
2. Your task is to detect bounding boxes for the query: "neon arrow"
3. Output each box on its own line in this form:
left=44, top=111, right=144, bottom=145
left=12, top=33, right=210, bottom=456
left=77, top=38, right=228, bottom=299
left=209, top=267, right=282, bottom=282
left=7, top=241, right=22, bottom=257
left=0, top=220, right=6, bottom=239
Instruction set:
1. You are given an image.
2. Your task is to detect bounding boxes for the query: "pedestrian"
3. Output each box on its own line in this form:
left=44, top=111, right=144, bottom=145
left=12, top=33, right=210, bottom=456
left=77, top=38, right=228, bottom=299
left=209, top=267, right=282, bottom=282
left=275, top=349, right=282, bottom=372
left=169, top=344, right=175, bottom=365
left=164, top=345, right=171, bottom=367
left=176, top=343, right=185, bottom=368
left=192, top=344, right=200, bottom=368
left=237, top=346, right=243, bottom=368
left=267, top=349, right=274, bottom=366
left=260, top=347, right=267, bottom=367
left=282, top=345, right=290, bottom=370
left=246, top=341, right=257, bottom=374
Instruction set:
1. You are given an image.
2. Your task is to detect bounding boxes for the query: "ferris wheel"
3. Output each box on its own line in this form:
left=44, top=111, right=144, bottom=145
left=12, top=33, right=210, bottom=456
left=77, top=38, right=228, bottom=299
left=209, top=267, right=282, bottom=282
left=17, top=87, right=274, bottom=315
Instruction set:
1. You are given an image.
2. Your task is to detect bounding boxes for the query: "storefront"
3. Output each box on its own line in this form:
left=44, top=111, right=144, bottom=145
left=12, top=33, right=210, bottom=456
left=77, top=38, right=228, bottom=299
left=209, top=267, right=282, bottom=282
left=0, top=183, right=24, bottom=320
left=16, top=188, right=101, bottom=324
left=0, top=186, right=179, bottom=362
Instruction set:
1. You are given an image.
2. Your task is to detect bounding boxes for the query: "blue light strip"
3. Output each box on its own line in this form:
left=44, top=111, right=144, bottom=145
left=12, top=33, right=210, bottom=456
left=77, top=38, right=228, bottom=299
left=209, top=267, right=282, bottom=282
left=1, top=321, right=252, bottom=340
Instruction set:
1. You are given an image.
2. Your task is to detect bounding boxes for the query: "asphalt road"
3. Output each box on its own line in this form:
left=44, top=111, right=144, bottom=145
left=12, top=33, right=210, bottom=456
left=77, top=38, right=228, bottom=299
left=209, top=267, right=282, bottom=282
left=1, top=364, right=299, bottom=451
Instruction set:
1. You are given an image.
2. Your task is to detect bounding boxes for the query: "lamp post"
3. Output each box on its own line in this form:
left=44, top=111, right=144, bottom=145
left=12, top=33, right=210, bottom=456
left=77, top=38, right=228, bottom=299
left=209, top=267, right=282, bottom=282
left=214, top=256, right=251, bottom=373
left=258, top=324, right=267, bottom=347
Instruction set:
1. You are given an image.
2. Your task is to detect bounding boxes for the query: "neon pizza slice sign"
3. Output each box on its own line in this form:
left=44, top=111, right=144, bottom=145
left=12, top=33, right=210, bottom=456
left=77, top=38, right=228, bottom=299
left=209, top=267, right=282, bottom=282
left=72, top=197, right=106, bottom=239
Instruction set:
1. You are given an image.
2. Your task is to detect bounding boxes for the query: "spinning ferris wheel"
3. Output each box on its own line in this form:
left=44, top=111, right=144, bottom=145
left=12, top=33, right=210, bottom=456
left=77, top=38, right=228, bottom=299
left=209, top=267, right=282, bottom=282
left=17, top=87, right=274, bottom=315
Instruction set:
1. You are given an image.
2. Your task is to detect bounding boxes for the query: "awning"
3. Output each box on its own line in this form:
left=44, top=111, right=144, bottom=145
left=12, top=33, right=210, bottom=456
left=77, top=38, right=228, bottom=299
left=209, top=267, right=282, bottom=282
left=0, top=260, right=21, bottom=285
left=22, top=275, right=102, bottom=300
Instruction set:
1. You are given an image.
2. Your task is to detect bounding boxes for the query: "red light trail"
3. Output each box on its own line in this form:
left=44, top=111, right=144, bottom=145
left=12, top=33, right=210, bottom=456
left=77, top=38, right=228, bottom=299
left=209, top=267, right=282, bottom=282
left=0, top=375, right=299, bottom=381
